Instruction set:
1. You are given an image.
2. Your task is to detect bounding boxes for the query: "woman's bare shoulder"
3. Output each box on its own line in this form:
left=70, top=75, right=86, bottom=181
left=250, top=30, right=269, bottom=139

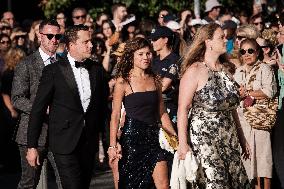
left=183, top=62, right=204, bottom=77
left=114, top=77, right=127, bottom=89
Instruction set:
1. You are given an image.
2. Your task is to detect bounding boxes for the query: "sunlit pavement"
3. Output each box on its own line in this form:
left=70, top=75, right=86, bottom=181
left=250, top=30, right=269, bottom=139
left=0, top=164, right=114, bottom=189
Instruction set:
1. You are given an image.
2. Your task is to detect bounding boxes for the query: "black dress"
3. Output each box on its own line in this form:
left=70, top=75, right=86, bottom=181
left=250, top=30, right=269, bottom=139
left=118, top=87, right=170, bottom=189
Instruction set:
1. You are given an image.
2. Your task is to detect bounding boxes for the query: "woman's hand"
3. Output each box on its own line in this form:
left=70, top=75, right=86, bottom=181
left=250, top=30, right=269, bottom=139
left=108, top=147, right=118, bottom=165
left=116, top=143, right=122, bottom=159
left=239, top=85, right=247, bottom=98
left=239, top=136, right=250, bottom=160
left=10, top=109, right=18, bottom=118
left=108, top=143, right=122, bottom=167
left=177, top=143, right=191, bottom=160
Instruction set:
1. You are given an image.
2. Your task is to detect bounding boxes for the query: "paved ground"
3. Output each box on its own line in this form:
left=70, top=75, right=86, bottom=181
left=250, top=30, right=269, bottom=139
left=0, top=165, right=114, bottom=189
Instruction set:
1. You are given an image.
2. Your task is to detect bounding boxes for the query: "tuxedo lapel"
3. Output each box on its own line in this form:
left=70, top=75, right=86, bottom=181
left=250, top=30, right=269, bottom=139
left=59, top=58, right=84, bottom=112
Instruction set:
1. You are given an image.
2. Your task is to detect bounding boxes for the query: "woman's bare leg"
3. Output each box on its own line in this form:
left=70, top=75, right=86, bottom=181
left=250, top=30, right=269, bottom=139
left=264, top=177, right=271, bottom=189
left=152, top=161, right=169, bottom=189
left=255, top=177, right=261, bottom=189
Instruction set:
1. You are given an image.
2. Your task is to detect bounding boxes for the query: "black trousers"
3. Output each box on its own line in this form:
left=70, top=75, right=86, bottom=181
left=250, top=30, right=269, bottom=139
left=17, top=145, right=46, bottom=189
left=17, top=146, right=62, bottom=189
left=52, top=130, right=96, bottom=189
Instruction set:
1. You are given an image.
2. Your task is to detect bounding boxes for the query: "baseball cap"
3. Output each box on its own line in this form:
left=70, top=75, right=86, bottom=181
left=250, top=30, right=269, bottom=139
left=166, top=21, right=181, bottom=30
left=149, top=26, right=174, bottom=41
left=221, top=20, right=237, bottom=30
left=163, top=14, right=176, bottom=23
left=205, top=0, right=222, bottom=12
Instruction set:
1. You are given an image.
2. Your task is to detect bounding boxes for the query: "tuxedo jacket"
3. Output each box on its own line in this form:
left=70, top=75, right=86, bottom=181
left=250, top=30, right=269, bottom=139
left=11, top=50, right=50, bottom=146
left=27, top=56, right=109, bottom=154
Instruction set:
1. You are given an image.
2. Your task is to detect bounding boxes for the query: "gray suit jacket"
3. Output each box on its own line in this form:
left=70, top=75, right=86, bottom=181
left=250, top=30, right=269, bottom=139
left=11, top=50, right=48, bottom=146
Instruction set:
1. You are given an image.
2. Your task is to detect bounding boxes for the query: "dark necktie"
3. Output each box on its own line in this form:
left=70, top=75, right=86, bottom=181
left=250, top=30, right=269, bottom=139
left=50, top=56, right=56, bottom=64
left=75, top=59, right=92, bottom=69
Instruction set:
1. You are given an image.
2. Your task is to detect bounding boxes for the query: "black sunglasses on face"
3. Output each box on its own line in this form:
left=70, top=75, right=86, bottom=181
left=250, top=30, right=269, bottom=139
left=0, top=40, right=10, bottom=44
left=15, top=35, right=26, bottom=40
left=239, top=48, right=256, bottom=55
left=1, top=26, right=11, bottom=30
left=73, top=15, right=86, bottom=19
left=253, top=22, right=263, bottom=26
left=40, top=33, right=62, bottom=40
left=236, top=35, right=246, bottom=41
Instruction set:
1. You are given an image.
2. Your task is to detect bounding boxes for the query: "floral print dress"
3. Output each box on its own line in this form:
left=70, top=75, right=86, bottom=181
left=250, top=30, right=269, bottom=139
left=189, top=64, right=250, bottom=189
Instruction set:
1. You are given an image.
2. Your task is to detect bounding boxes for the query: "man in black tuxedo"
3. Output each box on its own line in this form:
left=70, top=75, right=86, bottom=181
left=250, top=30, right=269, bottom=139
left=26, top=25, right=108, bottom=189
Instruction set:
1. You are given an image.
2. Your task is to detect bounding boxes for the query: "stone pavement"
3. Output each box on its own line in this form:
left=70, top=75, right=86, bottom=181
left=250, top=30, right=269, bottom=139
left=0, top=166, right=114, bottom=189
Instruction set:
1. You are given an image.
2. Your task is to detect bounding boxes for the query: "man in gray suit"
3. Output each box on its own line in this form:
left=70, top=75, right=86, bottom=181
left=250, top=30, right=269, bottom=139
left=12, top=19, right=62, bottom=189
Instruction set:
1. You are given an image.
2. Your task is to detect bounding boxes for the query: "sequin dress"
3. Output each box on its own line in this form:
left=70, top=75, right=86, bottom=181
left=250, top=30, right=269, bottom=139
left=118, top=90, right=170, bottom=189
left=189, top=64, right=250, bottom=189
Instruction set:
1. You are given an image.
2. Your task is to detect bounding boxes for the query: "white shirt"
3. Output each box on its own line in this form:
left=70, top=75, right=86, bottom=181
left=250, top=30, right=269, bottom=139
left=39, top=47, right=56, bottom=66
left=67, top=53, right=91, bottom=112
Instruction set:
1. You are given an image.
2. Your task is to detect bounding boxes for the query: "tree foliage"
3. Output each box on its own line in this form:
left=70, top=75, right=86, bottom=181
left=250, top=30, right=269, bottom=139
left=40, top=0, right=253, bottom=19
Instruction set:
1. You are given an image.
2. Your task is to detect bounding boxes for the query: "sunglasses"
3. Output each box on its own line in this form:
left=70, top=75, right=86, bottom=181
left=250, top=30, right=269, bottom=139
left=40, top=33, right=63, bottom=40
left=253, top=22, right=263, bottom=26
left=73, top=15, right=86, bottom=19
left=239, top=48, right=256, bottom=55
left=0, top=40, right=10, bottom=44
left=0, top=26, right=11, bottom=30
left=15, top=35, right=26, bottom=40
left=236, top=35, right=246, bottom=41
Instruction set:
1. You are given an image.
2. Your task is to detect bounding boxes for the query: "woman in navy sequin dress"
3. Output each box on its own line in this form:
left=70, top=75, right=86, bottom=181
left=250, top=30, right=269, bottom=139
left=108, top=37, right=176, bottom=189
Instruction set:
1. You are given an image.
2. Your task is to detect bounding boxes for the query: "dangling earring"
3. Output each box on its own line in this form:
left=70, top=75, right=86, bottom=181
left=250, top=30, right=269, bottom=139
left=210, top=46, right=213, bottom=51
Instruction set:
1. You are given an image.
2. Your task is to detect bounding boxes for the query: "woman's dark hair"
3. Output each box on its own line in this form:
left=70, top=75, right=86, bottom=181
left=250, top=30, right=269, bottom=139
left=91, top=37, right=106, bottom=55
left=240, top=38, right=264, bottom=61
left=116, top=37, right=157, bottom=82
left=102, top=20, right=116, bottom=34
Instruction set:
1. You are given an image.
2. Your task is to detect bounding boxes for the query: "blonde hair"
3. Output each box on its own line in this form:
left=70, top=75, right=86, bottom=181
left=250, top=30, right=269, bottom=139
left=261, top=29, right=278, bottom=47
left=236, top=24, right=260, bottom=39
left=181, top=23, right=220, bottom=75
left=3, top=48, right=26, bottom=71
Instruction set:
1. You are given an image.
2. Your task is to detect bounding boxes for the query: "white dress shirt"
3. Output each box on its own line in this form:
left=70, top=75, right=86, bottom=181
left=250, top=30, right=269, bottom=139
left=39, top=47, right=56, bottom=66
left=67, top=53, right=91, bottom=112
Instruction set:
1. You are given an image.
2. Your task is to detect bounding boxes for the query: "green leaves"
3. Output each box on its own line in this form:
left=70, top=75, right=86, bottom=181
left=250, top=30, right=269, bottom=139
left=40, top=0, right=74, bottom=18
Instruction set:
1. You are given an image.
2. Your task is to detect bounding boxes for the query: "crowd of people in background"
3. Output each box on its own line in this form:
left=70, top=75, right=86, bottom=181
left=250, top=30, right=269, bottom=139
left=0, top=0, right=284, bottom=188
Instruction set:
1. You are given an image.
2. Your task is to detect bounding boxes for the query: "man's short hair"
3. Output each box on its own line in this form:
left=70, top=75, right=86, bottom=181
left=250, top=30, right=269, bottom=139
left=64, top=25, right=89, bottom=46
left=111, top=3, right=126, bottom=15
left=250, top=13, right=262, bottom=24
left=39, top=19, right=60, bottom=32
left=72, top=7, right=87, bottom=17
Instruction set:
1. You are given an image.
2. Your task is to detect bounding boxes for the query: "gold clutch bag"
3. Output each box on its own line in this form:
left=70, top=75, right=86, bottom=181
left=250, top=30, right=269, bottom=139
left=159, top=128, right=179, bottom=153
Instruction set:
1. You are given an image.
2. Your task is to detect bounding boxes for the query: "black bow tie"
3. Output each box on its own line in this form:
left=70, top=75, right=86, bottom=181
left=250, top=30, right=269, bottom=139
left=74, top=59, right=92, bottom=69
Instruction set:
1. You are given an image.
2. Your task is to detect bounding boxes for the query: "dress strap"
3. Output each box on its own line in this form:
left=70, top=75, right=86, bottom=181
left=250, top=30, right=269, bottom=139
left=202, top=62, right=223, bottom=72
left=127, top=80, right=134, bottom=93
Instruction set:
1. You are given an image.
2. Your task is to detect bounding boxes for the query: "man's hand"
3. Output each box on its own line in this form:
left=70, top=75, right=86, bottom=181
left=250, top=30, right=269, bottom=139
left=26, top=148, right=40, bottom=167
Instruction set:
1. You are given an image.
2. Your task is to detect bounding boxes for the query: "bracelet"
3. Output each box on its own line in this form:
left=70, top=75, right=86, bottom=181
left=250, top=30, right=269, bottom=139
left=108, top=145, right=117, bottom=149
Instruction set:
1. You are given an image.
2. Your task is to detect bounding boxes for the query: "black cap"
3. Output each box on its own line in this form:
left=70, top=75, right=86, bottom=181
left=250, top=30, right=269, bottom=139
left=163, top=14, right=176, bottom=23
left=149, top=26, right=174, bottom=41
left=221, top=20, right=237, bottom=30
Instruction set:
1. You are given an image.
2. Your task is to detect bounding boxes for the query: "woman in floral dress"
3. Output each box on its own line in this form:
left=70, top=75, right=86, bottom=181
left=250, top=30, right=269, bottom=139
left=177, top=23, right=251, bottom=189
